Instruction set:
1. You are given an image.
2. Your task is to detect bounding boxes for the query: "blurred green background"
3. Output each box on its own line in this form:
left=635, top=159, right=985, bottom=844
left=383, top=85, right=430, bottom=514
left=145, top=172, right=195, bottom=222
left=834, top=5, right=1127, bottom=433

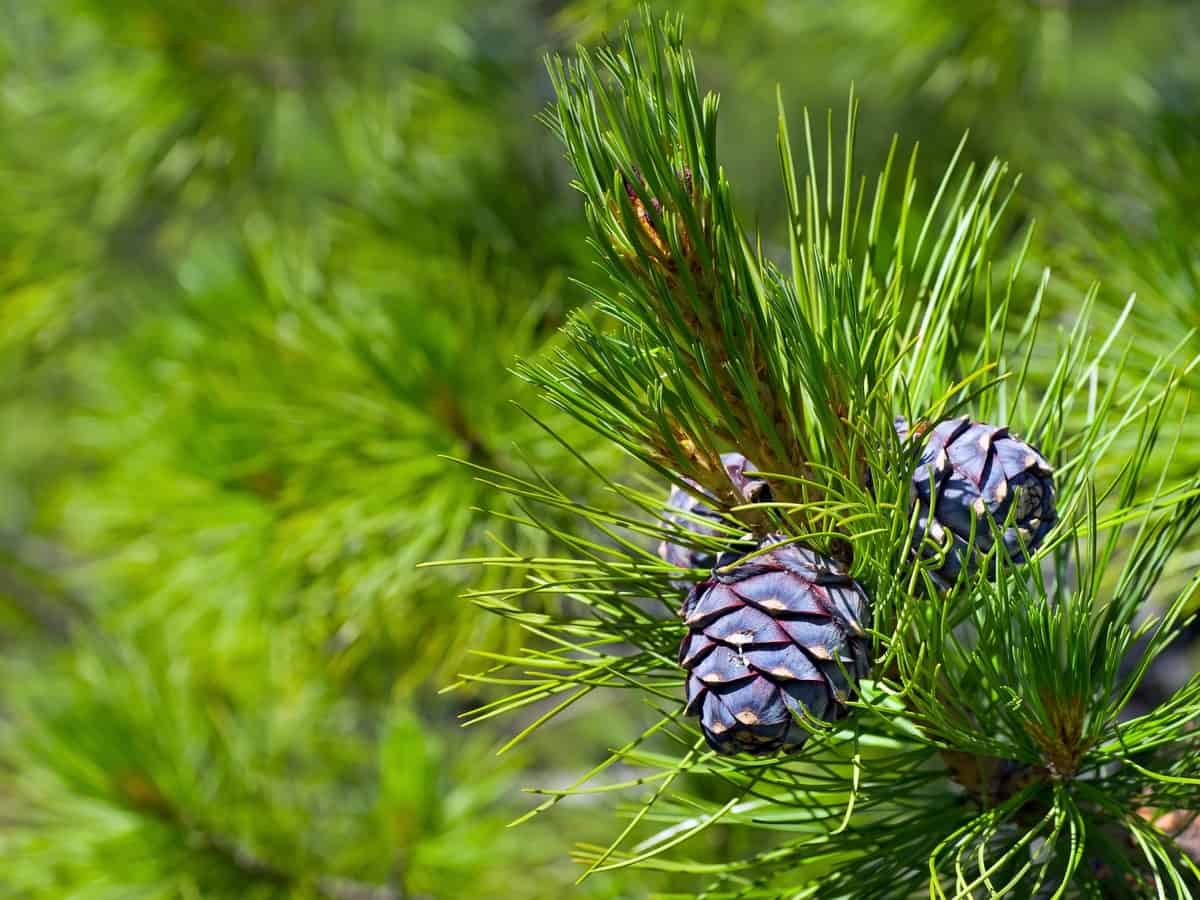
left=1, top=1, right=1197, bottom=897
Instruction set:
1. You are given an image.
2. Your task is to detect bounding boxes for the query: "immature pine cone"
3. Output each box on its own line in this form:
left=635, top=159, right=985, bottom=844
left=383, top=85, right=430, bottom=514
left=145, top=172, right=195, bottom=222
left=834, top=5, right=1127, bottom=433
left=910, top=417, right=1056, bottom=581
left=680, top=537, right=871, bottom=755
left=658, top=453, right=770, bottom=589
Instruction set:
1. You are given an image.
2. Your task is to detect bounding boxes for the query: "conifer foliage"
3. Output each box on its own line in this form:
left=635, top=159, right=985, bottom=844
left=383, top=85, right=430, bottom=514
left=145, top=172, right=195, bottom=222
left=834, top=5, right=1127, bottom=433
left=0, top=3, right=638, bottom=897
left=3, top=2, right=1200, bottom=898
left=460, top=15, right=1200, bottom=897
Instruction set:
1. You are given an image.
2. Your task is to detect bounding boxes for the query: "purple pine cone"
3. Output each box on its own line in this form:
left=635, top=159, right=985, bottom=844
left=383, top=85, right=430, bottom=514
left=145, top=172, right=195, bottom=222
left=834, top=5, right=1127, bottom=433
left=680, top=536, right=871, bottom=756
left=911, top=417, right=1056, bottom=581
left=657, top=453, right=770, bottom=588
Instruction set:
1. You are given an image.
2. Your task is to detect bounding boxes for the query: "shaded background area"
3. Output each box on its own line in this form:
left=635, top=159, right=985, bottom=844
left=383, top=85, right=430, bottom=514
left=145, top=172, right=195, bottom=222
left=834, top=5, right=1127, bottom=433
left=1, top=1, right=1197, bottom=896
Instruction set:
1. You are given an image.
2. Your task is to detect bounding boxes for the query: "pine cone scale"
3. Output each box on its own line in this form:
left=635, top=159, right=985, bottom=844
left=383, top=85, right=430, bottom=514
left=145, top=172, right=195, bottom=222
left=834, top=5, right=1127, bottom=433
left=679, top=537, right=872, bottom=755
left=682, top=583, right=743, bottom=626
left=727, top=570, right=827, bottom=617
left=912, top=417, right=1056, bottom=580
left=699, top=605, right=791, bottom=646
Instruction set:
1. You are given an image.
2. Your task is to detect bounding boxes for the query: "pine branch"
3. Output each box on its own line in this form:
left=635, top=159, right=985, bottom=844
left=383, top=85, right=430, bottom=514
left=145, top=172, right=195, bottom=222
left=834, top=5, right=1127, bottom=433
left=454, top=11, right=1200, bottom=896
left=197, top=831, right=409, bottom=900
left=0, top=532, right=91, bottom=641
left=110, top=767, right=410, bottom=900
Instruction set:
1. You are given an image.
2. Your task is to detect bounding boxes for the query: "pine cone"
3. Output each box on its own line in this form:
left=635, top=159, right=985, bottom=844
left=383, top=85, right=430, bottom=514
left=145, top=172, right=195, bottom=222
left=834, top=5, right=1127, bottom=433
left=911, top=417, right=1056, bottom=581
left=657, top=453, right=770, bottom=588
left=679, top=536, right=871, bottom=755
